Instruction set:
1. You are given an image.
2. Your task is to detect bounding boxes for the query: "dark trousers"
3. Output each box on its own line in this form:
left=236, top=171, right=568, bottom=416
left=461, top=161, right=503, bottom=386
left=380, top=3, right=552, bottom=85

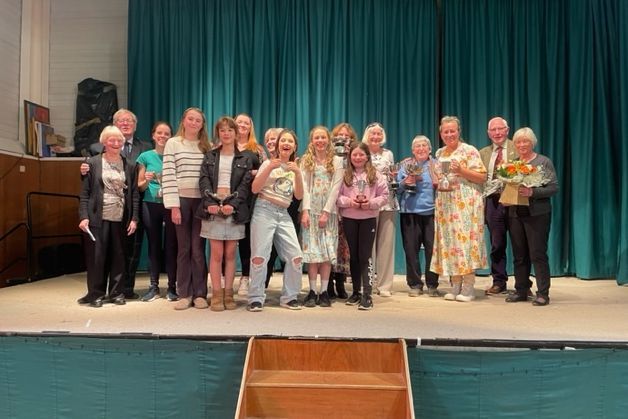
left=343, top=217, right=377, bottom=295
left=508, top=211, right=551, bottom=297
left=485, top=194, right=509, bottom=286
left=85, top=221, right=125, bottom=299
left=400, top=213, right=438, bottom=289
left=122, top=218, right=144, bottom=295
left=175, top=197, right=207, bottom=299
left=142, top=201, right=177, bottom=291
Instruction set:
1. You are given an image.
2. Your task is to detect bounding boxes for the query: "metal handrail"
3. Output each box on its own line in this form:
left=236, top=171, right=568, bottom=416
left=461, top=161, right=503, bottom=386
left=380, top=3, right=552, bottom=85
left=0, top=223, right=29, bottom=277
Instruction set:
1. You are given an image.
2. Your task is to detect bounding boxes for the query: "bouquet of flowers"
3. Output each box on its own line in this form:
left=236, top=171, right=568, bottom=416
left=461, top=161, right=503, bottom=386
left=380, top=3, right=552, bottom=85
left=495, top=161, right=546, bottom=206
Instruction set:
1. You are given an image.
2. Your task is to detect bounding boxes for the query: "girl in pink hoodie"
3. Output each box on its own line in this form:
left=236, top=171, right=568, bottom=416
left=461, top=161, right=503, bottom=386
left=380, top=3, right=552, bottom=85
left=336, top=142, right=389, bottom=310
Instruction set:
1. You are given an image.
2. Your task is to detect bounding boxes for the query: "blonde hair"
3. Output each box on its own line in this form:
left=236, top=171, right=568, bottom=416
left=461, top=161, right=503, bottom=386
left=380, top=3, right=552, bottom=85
left=512, top=127, right=538, bottom=147
left=301, top=126, right=335, bottom=174
left=235, top=113, right=260, bottom=153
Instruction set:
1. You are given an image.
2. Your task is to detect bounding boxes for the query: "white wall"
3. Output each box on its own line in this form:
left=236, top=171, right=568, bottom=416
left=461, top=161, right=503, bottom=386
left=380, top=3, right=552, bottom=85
left=0, top=0, right=23, bottom=153
left=49, top=0, right=128, bottom=143
left=0, top=0, right=128, bottom=154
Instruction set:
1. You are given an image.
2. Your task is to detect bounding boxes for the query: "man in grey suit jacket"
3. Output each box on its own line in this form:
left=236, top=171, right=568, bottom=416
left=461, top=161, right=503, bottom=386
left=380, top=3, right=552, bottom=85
left=479, top=117, right=518, bottom=294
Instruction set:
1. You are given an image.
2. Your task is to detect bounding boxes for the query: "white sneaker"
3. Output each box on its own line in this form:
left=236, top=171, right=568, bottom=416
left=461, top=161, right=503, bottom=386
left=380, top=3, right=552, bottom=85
left=237, top=276, right=249, bottom=296
left=444, top=282, right=462, bottom=301
left=455, top=283, right=475, bottom=302
left=378, top=290, right=392, bottom=297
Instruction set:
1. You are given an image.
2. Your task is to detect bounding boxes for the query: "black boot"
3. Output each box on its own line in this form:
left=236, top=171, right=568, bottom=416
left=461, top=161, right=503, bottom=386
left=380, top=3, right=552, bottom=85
left=327, top=275, right=337, bottom=299
left=335, top=273, right=348, bottom=299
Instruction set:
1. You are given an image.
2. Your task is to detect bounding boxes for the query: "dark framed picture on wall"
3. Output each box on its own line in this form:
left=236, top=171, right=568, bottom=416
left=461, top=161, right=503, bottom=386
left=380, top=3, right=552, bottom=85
left=24, top=100, right=50, bottom=156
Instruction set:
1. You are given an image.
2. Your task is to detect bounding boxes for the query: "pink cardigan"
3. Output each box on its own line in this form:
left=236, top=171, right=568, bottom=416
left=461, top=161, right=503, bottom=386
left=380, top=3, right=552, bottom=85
left=336, top=171, right=389, bottom=219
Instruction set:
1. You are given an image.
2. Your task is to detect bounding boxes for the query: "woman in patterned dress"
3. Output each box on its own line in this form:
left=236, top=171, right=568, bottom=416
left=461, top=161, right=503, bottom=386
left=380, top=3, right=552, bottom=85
left=431, top=116, right=488, bottom=302
left=300, top=126, right=344, bottom=307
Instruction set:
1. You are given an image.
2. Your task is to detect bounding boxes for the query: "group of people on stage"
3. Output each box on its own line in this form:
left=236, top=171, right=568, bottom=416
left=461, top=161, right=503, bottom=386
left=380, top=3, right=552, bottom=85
left=77, top=108, right=558, bottom=311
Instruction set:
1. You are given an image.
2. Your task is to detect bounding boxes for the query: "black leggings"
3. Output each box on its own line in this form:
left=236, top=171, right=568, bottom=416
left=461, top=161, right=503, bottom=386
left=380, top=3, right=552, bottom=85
left=142, top=201, right=177, bottom=290
left=342, top=217, right=377, bottom=295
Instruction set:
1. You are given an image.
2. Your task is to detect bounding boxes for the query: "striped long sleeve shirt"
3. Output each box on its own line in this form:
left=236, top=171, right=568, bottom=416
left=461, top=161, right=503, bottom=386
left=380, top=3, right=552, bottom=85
left=162, top=136, right=204, bottom=208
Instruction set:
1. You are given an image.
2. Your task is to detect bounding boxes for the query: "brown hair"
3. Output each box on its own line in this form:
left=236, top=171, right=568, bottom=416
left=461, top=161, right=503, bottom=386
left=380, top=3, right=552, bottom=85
left=175, top=107, right=211, bottom=153
left=343, top=142, right=377, bottom=186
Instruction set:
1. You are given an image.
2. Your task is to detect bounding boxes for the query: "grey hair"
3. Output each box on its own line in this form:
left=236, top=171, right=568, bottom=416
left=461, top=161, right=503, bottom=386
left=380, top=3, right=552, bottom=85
left=411, top=135, right=432, bottom=151
left=113, top=108, right=137, bottom=124
left=361, top=122, right=387, bottom=145
left=99, top=125, right=125, bottom=144
left=512, top=127, right=538, bottom=147
left=487, top=117, right=509, bottom=130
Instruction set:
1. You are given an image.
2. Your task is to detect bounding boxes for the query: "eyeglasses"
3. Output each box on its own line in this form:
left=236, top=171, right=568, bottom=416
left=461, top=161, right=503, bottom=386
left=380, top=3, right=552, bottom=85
left=488, top=126, right=507, bottom=132
left=116, top=118, right=135, bottom=124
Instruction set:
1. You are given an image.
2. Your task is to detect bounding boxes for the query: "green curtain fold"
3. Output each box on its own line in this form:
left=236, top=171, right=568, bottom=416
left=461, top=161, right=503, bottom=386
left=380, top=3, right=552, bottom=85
left=129, top=0, right=626, bottom=281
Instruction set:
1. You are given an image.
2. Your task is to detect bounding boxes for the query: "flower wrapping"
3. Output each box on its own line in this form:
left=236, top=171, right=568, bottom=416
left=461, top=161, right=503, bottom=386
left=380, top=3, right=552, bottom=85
left=499, top=182, right=528, bottom=206
left=496, top=161, right=546, bottom=206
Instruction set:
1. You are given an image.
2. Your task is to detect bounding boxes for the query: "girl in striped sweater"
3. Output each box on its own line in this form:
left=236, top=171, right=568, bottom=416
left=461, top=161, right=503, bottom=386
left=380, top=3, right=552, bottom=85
left=162, top=107, right=212, bottom=310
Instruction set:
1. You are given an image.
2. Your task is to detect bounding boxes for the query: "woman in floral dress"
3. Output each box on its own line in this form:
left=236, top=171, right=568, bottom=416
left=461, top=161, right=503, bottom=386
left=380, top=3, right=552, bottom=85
left=431, top=116, right=487, bottom=302
left=300, top=126, right=344, bottom=307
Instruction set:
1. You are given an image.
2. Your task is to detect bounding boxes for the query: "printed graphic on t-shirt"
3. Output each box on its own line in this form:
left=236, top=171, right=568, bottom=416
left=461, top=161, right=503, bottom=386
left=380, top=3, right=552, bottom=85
left=273, top=169, right=295, bottom=197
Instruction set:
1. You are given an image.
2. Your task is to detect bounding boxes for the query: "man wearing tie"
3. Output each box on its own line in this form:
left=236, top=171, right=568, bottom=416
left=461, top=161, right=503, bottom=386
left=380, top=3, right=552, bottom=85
left=479, top=117, right=517, bottom=294
left=81, top=109, right=153, bottom=298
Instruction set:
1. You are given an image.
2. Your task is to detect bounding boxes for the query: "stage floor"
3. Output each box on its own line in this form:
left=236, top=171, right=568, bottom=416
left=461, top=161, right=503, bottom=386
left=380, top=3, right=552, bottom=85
left=1, top=273, right=626, bottom=343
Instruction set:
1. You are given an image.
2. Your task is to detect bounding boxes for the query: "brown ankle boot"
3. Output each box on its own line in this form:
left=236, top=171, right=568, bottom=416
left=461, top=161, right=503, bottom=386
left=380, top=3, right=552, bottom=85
left=210, top=289, right=225, bottom=312
left=224, top=288, right=236, bottom=310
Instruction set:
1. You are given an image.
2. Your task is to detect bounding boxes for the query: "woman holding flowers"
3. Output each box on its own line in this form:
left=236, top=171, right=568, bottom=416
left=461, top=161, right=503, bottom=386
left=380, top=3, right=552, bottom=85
left=504, top=127, right=558, bottom=306
left=431, top=116, right=487, bottom=302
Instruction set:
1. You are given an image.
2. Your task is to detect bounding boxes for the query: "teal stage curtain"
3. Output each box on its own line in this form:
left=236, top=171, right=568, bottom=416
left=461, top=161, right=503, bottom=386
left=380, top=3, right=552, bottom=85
left=0, top=337, right=247, bottom=418
left=3, top=336, right=628, bottom=418
left=128, top=0, right=627, bottom=282
left=408, top=346, right=628, bottom=418
left=619, top=0, right=628, bottom=284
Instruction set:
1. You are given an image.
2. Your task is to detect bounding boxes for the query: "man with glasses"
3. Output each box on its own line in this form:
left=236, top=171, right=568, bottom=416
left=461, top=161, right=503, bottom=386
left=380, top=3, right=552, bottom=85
left=81, top=109, right=153, bottom=299
left=479, top=117, right=518, bottom=295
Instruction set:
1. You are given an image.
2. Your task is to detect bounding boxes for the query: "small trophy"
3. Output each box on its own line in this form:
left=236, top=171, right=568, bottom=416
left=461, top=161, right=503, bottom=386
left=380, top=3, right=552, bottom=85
left=403, top=161, right=423, bottom=194
left=154, top=172, right=163, bottom=198
left=204, top=190, right=239, bottom=217
left=355, top=179, right=368, bottom=204
left=388, top=163, right=400, bottom=192
left=438, top=160, right=453, bottom=191
left=333, top=137, right=348, bottom=157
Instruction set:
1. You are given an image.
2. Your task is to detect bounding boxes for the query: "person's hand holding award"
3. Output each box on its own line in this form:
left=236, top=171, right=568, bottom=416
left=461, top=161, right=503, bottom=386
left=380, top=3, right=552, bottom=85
left=354, top=179, right=368, bottom=207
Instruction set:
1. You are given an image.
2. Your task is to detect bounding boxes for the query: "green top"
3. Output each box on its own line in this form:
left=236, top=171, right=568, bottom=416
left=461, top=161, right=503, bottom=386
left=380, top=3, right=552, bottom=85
left=136, top=149, right=164, bottom=203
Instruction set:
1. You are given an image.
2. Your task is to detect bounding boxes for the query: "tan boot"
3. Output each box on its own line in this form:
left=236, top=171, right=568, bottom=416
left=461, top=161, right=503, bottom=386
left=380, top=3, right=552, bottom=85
left=224, top=288, right=237, bottom=310
left=210, top=289, right=225, bottom=312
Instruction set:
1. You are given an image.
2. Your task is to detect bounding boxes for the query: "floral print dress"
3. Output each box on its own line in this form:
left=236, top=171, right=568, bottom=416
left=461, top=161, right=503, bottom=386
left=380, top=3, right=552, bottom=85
left=301, top=164, right=339, bottom=264
left=431, top=142, right=488, bottom=275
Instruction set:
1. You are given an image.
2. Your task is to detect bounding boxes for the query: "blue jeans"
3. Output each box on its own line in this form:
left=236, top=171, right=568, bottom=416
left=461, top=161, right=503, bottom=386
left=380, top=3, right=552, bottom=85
left=248, top=199, right=303, bottom=305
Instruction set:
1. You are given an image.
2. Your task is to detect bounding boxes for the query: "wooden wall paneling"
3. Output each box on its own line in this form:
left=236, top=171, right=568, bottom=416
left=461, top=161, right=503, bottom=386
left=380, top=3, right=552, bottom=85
left=0, top=154, right=40, bottom=286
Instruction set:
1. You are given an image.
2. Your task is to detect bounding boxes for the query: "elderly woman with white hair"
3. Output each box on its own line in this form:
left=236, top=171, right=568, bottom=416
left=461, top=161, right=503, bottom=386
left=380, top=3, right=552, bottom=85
left=78, top=125, right=139, bottom=307
left=362, top=122, right=399, bottom=297
left=505, top=127, right=558, bottom=306
left=397, top=135, right=440, bottom=297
